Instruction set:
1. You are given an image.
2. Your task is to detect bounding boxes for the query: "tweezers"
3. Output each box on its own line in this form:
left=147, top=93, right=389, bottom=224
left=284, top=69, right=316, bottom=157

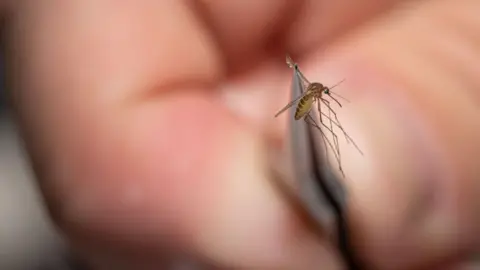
left=286, top=62, right=362, bottom=269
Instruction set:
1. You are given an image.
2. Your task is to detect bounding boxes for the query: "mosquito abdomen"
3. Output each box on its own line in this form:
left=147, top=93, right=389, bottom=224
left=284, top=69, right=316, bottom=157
left=294, top=94, right=315, bottom=120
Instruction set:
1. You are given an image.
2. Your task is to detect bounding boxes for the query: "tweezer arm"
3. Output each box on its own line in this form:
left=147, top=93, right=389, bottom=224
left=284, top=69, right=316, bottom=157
left=287, top=64, right=338, bottom=239
left=287, top=64, right=362, bottom=269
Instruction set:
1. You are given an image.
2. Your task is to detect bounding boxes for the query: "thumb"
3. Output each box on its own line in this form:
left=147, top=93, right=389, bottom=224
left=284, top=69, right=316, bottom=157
left=300, top=0, right=480, bottom=268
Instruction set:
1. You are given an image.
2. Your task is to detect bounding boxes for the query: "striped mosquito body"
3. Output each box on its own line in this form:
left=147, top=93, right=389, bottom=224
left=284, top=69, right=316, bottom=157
left=275, top=55, right=364, bottom=178
left=294, top=83, right=324, bottom=120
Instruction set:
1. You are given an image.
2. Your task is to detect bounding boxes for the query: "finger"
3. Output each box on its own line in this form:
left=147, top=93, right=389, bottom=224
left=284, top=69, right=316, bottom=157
left=10, top=0, right=218, bottom=248
left=9, top=0, right=339, bottom=268
left=290, top=0, right=480, bottom=268
left=196, top=0, right=402, bottom=69
left=282, top=0, right=402, bottom=55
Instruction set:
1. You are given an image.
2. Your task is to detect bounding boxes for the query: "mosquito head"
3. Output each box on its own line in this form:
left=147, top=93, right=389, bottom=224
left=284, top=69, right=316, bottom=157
left=323, top=88, right=330, bottom=95
left=309, top=82, right=324, bottom=91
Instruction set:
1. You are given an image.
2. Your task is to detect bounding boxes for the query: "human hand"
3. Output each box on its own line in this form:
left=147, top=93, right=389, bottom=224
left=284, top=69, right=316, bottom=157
left=7, top=0, right=480, bottom=269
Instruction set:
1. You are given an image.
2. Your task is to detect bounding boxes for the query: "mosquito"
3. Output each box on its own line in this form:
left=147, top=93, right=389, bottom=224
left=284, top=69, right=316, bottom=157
left=287, top=56, right=362, bottom=154
left=275, top=55, right=363, bottom=176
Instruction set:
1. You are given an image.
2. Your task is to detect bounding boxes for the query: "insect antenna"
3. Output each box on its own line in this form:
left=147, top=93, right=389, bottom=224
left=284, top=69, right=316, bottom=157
left=324, top=79, right=348, bottom=107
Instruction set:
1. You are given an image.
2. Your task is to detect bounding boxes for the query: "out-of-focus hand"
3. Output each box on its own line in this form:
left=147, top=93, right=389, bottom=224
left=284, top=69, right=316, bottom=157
left=6, top=0, right=480, bottom=269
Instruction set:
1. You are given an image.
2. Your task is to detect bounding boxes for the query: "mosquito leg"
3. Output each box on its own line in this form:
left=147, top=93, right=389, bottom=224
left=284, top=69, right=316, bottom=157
left=306, top=113, right=344, bottom=175
left=320, top=98, right=365, bottom=156
left=327, top=102, right=341, bottom=162
left=326, top=94, right=343, bottom=108
left=320, top=98, right=349, bottom=142
left=319, top=110, right=364, bottom=156
left=318, top=107, right=347, bottom=141
left=317, top=99, right=341, bottom=160
left=316, top=114, right=343, bottom=163
left=320, top=99, right=340, bottom=124
left=305, top=114, right=345, bottom=177
left=320, top=99, right=350, bottom=139
left=304, top=115, right=331, bottom=169
left=316, top=99, right=324, bottom=124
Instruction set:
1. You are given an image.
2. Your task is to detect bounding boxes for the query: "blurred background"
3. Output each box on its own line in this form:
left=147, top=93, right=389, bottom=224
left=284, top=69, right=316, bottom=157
left=0, top=48, right=204, bottom=270
left=0, top=51, right=81, bottom=269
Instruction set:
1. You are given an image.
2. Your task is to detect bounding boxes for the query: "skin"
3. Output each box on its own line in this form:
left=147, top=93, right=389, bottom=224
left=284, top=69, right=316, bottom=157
left=3, top=0, right=480, bottom=269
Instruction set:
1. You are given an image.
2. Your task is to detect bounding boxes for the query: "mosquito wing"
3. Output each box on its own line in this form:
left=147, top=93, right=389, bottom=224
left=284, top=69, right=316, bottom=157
left=274, top=91, right=310, bottom=117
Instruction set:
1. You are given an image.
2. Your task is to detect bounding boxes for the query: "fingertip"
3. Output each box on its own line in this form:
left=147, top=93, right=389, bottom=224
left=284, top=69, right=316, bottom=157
left=54, top=90, right=339, bottom=268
